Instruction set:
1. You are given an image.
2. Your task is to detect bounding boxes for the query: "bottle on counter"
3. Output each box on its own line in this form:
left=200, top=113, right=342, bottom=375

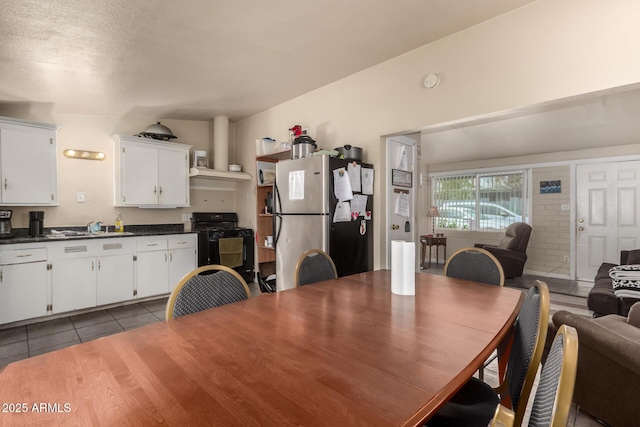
left=115, top=212, right=124, bottom=233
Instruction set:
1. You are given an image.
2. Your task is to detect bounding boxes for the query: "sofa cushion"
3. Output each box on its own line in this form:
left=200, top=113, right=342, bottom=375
left=628, top=302, right=640, bottom=328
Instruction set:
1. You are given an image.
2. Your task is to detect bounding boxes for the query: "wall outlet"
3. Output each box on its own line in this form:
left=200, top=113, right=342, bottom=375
left=563, top=255, right=569, bottom=263
left=181, top=213, right=192, bottom=222
left=76, top=192, right=85, bottom=203
left=561, top=204, right=570, bottom=211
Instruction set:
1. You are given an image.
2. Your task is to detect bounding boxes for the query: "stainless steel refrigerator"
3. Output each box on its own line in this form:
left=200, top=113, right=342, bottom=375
left=274, top=155, right=373, bottom=291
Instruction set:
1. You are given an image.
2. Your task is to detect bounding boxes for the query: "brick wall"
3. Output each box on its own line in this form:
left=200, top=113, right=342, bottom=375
left=527, top=166, right=571, bottom=276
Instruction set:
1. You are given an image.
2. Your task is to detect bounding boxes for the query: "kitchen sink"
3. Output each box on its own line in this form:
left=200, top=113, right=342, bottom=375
left=46, top=231, right=135, bottom=239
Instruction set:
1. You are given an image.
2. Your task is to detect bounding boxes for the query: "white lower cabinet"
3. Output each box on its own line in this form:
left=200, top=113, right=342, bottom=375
left=0, top=233, right=197, bottom=325
left=49, top=238, right=135, bottom=314
left=97, top=254, right=135, bottom=305
left=136, top=245, right=169, bottom=298
left=51, top=257, right=97, bottom=313
left=136, top=234, right=197, bottom=297
left=168, top=236, right=198, bottom=292
left=0, top=247, right=48, bottom=324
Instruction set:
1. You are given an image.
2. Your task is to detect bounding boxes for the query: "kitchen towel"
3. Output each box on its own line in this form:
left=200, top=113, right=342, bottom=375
left=219, top=237, right=243, bottom=268
left=391, top=240, right=415, bottom=295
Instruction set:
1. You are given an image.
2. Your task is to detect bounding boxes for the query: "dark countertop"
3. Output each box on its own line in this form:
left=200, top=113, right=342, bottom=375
left=0, top=224, right=194, bottom=245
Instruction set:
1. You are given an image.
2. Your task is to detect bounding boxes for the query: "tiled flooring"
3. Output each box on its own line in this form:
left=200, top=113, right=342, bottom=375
left=0, top=281, right=260, bottom=369
left=423, top=262, right=594, bottom=298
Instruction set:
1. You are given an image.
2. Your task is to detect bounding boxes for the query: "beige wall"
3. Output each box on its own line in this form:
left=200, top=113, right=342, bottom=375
left=1, top=112, right=242, bottom=229
left=236, top=0, right=640, bottom=270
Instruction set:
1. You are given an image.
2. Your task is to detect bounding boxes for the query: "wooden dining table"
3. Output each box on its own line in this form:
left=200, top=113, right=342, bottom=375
left=0, top=270, right=523, bottom=426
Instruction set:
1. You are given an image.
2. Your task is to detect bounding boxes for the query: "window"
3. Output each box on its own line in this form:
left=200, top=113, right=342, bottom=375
left=432, top=171, right=527, bottom=231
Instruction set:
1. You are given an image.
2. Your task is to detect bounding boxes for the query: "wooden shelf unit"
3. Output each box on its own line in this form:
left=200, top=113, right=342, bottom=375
left=256, top=150, right=289, bottom=277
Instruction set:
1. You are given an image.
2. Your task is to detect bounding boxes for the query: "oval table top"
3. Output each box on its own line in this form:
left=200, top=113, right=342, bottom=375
left=0, top=270, right=523, bottom=426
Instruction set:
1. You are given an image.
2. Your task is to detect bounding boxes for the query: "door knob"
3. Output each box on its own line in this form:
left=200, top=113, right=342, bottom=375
left=578, top=226, right=585, bottom=231
left=391, top=224, right=399, bottom=230
left=578, top=218, right=584, bottom=223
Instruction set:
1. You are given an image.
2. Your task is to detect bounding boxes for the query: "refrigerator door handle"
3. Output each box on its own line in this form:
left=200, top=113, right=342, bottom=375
left=274, top=182, right=283, bottom=248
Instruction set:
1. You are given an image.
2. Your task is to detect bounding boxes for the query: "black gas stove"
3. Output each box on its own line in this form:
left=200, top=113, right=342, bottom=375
left=192, top=212, right=254, bottom=281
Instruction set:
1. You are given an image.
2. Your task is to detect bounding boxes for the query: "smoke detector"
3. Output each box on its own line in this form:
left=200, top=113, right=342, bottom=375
left=423, top=73, right=440, bottom=89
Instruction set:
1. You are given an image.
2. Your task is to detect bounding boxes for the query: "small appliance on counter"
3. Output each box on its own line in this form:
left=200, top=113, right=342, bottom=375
left=193, top=150, right=208, bottom=168
left=0, top=210, right=12, bottom=238
left=29, top=211, right=44, bottom=237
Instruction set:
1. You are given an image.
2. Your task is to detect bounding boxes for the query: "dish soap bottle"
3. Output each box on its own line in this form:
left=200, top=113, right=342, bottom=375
left=115, top=212, right=124, bottom=233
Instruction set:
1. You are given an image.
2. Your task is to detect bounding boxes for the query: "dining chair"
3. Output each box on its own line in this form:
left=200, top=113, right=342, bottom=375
left=165, top=265, right=251, bottom=320
left=444, top=247, right=505, bottom=286
left=444, top=247, right=505, bottom=380
left=294, top=249, right=338, bottom=287
left=426, top=280, right=550, bottom=427
left=490, top=324, right=578, bottom=427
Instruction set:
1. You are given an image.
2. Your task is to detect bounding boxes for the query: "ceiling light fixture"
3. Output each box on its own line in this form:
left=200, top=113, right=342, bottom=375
left=63, top=149, right=106, bottom=160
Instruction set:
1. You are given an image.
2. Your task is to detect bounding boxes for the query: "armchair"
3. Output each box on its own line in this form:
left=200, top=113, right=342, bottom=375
left=551, top=305, right=640, bottom=426
left=475, top=222, right=532, bottom=279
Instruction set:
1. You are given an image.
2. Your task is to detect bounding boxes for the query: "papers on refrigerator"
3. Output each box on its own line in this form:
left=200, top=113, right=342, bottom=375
left=350, top=194, right=367, bottom=218
left=333, top=168, right=353, bottom=202
left=347, top=163, right=361, bottom=192
left=288, top=170, right=305, bottom=200
left=333, top=201, right=351, bottom=222
left=361, top=168, right=374, bottom=195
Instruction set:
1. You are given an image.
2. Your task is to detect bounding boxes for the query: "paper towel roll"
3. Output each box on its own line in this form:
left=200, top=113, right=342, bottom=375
left=391, top=240, right=415, bottom=295
left=402, top=241, right=415, bottom=295
left=391, top=240, right=405, bottom=295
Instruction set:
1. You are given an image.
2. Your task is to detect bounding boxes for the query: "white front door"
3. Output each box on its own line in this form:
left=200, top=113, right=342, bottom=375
left=576, top=161, right=640, bottom=280
left=386, top=136, right=417, bottom=268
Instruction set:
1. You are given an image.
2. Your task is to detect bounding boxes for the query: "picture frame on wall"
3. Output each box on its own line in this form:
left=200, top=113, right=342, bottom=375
left=540, top=180, right=561, bottom=194
left=392, top=169, right=412, bottom=188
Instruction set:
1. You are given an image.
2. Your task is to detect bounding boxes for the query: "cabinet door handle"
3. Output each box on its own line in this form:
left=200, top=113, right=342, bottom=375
left=165, top=253, right=167, bottom=262
left=3, top=178, right=6, bottom=189
left=154, top=186, right=157, bottom=194
left=92, top=261, right=94, bottom=271
left=0, top=269, right=3, bottom=282
left=16, top=254, right=33, bottom=258
left=170, top=252, right=172, bottom=262
left=98, top=260, right=101, bottom=271
left=159, top=186, right=163, bottom=194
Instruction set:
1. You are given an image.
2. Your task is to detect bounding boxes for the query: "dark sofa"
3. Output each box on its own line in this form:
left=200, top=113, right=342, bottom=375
left=588, top=250, right=640, bottom=317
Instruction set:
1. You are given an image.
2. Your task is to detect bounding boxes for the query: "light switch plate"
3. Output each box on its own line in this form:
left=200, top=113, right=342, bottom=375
left=76, top=192, right=85, bottom=203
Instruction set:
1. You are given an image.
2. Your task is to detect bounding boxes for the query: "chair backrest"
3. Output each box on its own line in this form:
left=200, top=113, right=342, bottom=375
left=528, top=324, right=579, bottom=427
left=498, top=222, right=532, bottom=253
left=444, top=247, right=505, bottom=286
left=504, top=280, right=550, bottom=426
left=166, top=265, right=251, bottom=320
left=295, top=249, right=338, bottom=287
left=490, top=324, right=578, bottom=427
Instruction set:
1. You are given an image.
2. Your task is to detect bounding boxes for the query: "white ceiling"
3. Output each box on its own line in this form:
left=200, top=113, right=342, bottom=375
left=0, top=0, right=536, bottom=121
left=421, top=83, right=640, bottom=165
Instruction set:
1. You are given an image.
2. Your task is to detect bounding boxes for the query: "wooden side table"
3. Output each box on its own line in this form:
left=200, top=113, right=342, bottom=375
left=420, top=236, right=447, bottom=269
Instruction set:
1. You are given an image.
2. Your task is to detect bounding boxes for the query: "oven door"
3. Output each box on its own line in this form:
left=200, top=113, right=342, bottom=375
left=205, top=234, right=254, bottom=280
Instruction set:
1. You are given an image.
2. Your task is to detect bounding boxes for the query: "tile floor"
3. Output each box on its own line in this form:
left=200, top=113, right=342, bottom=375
left=0, top=281, right=260, bottom=369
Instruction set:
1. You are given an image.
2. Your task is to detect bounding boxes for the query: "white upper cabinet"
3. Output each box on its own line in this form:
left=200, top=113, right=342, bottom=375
left=113, top=134, right=191, bottom=208
left=0, top=116, right=58, bottom=205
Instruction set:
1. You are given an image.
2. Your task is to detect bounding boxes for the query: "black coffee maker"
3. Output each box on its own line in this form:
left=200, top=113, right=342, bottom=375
left=0, top=210, right=12, bottom=238
left=29, top=211, right=44, bottom=237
